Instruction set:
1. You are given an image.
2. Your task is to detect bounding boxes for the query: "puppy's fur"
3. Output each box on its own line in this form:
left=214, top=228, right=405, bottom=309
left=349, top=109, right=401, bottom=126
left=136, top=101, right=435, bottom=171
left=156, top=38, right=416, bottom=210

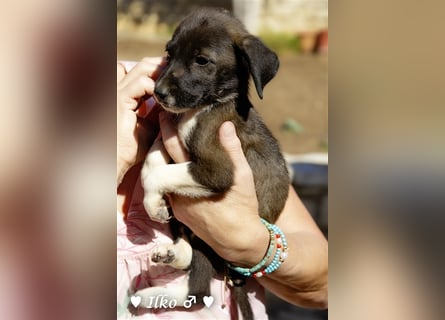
left=137, top=8, right=289, bottom=319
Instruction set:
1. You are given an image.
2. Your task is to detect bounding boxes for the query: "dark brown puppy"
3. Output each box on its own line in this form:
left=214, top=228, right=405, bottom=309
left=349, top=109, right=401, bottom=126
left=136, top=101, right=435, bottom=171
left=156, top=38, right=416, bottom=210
left=138, top=8, right=289, bottom=319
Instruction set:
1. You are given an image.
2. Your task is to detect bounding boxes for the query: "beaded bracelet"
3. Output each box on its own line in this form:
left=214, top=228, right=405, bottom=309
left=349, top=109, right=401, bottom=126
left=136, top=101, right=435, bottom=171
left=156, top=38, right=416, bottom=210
left=253, top=219, right=288, bottom=278
left=227, top=218, right=288, bottom=278
left=227, top=219, right=275, bottom=276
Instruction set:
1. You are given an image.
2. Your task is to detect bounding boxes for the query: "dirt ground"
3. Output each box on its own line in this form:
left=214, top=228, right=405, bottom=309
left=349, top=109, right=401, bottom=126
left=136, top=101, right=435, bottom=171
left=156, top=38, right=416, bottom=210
left=117, top=37, right=328, bottom=155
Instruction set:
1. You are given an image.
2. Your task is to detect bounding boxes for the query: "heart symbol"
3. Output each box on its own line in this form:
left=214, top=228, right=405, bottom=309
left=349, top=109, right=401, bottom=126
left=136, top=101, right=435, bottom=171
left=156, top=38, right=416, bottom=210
left=203, top=295, right=214, bottom=308
left=130, top=295, right=141, bottom=308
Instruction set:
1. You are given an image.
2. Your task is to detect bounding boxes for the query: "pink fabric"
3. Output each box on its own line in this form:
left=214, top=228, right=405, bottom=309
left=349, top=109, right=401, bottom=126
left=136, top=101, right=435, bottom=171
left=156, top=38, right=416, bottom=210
left=117, top=177, right=268, bottom=319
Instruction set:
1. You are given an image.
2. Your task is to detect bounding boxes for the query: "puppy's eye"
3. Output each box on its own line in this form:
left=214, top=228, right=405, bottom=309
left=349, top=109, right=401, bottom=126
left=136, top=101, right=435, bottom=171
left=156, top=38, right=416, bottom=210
left=195, top=55, right=209, bottom=66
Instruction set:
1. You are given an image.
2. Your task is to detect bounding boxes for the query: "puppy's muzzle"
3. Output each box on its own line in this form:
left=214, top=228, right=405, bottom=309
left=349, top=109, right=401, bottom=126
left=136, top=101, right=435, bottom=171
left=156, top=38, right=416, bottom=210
left=154, top=84, right=178, bottom=111
left=154, top=86, right=169, bottom=103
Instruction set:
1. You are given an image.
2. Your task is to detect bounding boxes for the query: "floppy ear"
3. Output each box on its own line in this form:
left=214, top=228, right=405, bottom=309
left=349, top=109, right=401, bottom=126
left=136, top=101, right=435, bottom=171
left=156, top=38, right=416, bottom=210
left=239, top=36, right=279, bottom=99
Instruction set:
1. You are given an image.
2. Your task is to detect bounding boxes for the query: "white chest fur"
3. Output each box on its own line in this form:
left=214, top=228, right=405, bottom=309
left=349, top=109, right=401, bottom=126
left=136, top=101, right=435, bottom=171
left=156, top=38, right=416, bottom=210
left=177, top=106, right=211, bottom=147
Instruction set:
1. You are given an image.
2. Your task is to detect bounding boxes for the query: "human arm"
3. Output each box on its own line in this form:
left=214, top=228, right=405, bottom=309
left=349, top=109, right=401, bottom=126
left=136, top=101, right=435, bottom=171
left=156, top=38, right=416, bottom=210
left=117, top=58, right=165, bottom=213
left=116, top=58, right=165, bottom=186
left=160, top=114, right=328, bottom=308
left=256, top=189, right=328, bottom=308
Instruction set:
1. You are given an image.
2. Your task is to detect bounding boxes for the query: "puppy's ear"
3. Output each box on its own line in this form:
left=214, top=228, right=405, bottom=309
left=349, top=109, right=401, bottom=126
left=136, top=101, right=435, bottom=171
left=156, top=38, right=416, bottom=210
left=239, top=36, right=279, bottom=99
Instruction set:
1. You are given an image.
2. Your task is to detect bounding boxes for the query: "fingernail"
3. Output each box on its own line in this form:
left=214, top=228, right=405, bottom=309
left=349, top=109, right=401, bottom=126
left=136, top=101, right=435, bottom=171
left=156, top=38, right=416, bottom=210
left=119, top=60, right=137, bottom=72
left=221, top=121, right=235, bottom=138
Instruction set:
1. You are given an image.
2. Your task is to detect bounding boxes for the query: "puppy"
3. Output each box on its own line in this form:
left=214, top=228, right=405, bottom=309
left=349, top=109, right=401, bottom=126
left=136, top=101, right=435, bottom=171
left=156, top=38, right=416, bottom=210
left=136, top=8, right=289, bottom=319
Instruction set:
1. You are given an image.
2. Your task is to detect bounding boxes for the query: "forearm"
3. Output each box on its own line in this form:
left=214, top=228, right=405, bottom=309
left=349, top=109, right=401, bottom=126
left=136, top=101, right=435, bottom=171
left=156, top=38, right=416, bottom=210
left=117, top=159, right=129, bottom=187
left=257, top=188, right=328, bottom=308
left=222, top=224, right=328, bottom=308
left=229, top=187, right=328, bottom=308
left=257, top=231, right=328, bottom=308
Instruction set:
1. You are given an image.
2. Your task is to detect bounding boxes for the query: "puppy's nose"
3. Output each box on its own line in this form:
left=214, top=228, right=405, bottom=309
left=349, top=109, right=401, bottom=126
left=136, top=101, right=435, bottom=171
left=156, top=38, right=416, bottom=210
left=154, top=86, right=169, bottom=101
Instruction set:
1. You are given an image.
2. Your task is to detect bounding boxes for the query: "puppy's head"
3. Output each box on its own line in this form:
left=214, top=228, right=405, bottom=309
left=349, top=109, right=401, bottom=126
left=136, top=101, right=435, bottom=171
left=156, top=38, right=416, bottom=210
left=154, top=8, right=279, bottom=113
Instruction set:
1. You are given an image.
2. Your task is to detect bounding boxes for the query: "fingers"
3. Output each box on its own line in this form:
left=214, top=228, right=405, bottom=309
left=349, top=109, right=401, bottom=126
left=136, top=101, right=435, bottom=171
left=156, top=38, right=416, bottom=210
left=117, top=63, right=126, bottom=83
left=118, top=75, right=156, bottom=112
left=134, top=96, right=157, bottom=118
left=160, top=112, right=190, bottom=163
left=117, top=57, right=166, bottom=112
left=218, top=122, right=254, bottom=184
left=119, top=60, right=138, bottom=72
left=158, top=118, right=252, bottom=184
left=118, top=57, right=165, bottom=89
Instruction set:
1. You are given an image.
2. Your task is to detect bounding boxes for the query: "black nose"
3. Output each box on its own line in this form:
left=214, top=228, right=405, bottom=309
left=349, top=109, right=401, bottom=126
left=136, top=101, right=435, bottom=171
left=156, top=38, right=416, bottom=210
left=154, top=86, right=169, bottom=101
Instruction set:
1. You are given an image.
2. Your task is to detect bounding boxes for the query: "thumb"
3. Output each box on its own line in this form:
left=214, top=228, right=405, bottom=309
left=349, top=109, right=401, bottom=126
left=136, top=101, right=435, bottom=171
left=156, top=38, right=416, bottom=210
left=219, top=121, right=245, bottom=163
left=218, top=122, right=254, bottom=186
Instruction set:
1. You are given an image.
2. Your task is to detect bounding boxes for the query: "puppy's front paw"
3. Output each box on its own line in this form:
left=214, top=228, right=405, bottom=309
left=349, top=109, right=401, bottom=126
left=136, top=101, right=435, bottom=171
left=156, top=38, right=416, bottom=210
left=141, top=167, right=171, bottom=223
left=154, top=198, right=171, bottom=223
left=143, top=175, right=171, bottom=223
left=143, top=191, right=171, bottom=223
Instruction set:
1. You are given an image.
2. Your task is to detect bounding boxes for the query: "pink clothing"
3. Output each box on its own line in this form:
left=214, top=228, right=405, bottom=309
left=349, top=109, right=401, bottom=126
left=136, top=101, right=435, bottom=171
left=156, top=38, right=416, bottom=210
left=117, top=177, right=268, bottom=319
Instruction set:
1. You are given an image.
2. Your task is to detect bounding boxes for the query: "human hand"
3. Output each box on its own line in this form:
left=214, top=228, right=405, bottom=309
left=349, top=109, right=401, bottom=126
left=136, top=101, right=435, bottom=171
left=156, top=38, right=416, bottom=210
left=117, top=58, right=165, bottom=185
left=155, top=114, right=328, bottom=309
left=159, top=113, right=270, bottom=267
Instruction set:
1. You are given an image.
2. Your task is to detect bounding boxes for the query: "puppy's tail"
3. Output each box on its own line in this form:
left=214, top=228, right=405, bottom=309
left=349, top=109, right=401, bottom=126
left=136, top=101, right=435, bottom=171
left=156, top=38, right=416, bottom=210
left=233, top=286, right=254, bottom=320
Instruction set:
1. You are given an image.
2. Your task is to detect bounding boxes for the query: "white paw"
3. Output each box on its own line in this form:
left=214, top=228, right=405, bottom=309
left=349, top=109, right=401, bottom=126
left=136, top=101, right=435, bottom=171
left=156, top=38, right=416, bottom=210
left=141, top=165, right=171, bottom=223
left=151, top=238, right=193, bottom=270
left=151, top=244, right=177, bottom=265
left=143, top=193, right=171, bottom=224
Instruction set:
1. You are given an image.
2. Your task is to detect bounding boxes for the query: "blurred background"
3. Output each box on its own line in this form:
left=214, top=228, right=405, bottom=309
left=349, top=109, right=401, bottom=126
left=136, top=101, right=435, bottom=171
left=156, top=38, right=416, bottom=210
left=118, top=1, right=328, bottom=319
left=3, top=1, right=445, bottom=320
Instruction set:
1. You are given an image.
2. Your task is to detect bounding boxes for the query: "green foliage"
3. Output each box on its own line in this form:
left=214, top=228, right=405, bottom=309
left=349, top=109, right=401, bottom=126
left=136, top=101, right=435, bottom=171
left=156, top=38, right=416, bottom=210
left=281, top=118, right=304, bottom=135
left=320, top=138, right=328, bottom=151
left=259, top=32, right=301, bottom=54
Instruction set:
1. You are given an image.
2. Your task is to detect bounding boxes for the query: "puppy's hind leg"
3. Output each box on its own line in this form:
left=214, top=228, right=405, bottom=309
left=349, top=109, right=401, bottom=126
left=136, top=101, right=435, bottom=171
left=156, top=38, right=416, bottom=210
left=133, top=235, right=193, bottom=310
left=151, top=236, right=193, bottom=270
